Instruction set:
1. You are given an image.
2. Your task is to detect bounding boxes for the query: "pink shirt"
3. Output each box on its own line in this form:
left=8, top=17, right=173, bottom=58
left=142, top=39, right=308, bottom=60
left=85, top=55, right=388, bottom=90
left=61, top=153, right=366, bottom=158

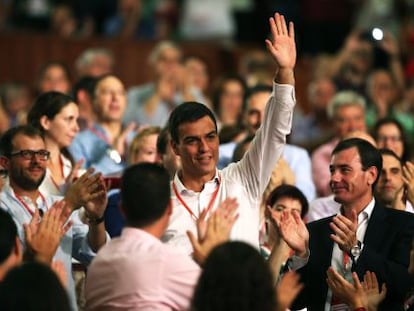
left=85, top=227, right=200, bottom=311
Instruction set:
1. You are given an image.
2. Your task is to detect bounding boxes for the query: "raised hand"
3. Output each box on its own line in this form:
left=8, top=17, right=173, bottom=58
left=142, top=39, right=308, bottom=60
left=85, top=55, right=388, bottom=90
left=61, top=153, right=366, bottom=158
left=64, top=168, right=106, bottom=211
left=362, top=271, right=387, bottom=311
left=329, top=211, right=358, bottom=254
left=402, top=161, right=414, bottom=206
left=24, top=200, right=72, bottom=264
left=84, top=174, right=108, bottom=221
left=113, top=122, right=136, bottom=158
left=273, top=208, right=309, bottom=257
left=187, top=197, right=239, bottom=264
left=327, top=268, right=386, bottom=311
left=265, top=12, right=296, bottom=71
left=327, top=268, right=365, bottom=309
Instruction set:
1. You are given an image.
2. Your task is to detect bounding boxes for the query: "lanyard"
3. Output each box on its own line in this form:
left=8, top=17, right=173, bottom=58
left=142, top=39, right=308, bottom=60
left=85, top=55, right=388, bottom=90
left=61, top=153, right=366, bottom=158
left=15, top=192, right=48, bottom=217
left=89, top=125, right=111, bottom=145
left=89, top=125, right=122, bottom=164
left=172, top=177, right=221, bottom=221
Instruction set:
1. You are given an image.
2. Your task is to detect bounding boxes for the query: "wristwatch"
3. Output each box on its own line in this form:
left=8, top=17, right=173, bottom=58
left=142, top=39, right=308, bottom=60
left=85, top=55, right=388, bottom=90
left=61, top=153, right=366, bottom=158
left=350, top=240, right=362, bottom=258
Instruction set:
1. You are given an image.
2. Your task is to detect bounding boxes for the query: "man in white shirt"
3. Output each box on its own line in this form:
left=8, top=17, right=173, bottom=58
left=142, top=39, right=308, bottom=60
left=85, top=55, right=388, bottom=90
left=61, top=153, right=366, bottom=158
left=163, top=13, right=297, bottom=254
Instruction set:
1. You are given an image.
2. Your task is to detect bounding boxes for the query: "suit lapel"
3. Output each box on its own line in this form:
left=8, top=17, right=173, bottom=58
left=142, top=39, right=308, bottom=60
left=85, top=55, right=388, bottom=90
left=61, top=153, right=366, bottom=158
left=363, top=204, right=387, bottom=249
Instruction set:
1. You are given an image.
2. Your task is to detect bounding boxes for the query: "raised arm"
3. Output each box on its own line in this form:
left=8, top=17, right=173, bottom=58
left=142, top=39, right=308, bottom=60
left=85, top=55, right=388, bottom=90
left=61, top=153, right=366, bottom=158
left=265, top=13, right=296, bottom=86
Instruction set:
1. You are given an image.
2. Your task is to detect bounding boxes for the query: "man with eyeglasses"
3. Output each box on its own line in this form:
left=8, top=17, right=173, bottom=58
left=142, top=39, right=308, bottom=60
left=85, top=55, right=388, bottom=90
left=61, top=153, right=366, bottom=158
left=0, top=125, right=109, bottom=310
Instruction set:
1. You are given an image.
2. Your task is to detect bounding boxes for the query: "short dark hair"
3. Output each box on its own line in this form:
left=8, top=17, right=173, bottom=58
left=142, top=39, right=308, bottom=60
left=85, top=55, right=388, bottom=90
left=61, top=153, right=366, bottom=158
left=121, top=163, right=171, bottom=227
left=71, top=76, right=96, bottom=100
left=332, top=138, right=382, bottom=189
left=27, top=91, right=76, bottom=131
left=379, top=148, right=402, bottom=165
left=191, top=241, right=277, bottom=311
left=265, top=184, right=309, bottom=219
left=0, top=209, right=17, bottom=264
left=0, top=125, right=44, bottom=157
left=246, top=84, right=272, bottom=102
left=156, top=127, right=171, bottom=155
left=168, top=102, right=217, bottom=144
left=0, top=262, right=71, bottom=311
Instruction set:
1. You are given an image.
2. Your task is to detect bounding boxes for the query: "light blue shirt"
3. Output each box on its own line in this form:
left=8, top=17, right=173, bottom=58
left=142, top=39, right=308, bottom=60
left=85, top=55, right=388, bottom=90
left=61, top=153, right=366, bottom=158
left=218, top=142, right=316, bottom=202
left=125, top=83, right=207, bottom=127
left=69, top=123, right=126, bottom=176
left=0, top=184, right=99, bottom=311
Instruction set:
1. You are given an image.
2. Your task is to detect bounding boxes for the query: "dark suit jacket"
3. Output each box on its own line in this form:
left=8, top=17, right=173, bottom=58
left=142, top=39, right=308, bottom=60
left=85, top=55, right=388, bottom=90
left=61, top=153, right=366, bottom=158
left=291, top=203, right=414, bottom=311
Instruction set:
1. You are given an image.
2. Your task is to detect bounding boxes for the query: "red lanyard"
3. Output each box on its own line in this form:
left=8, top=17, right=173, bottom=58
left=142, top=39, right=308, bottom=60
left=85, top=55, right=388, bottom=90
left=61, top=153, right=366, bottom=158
left=15, top=192, right=48, bottom=217
left=172, top=177, right=221, bottom=221
left=89, top=125, right=111, bottom=145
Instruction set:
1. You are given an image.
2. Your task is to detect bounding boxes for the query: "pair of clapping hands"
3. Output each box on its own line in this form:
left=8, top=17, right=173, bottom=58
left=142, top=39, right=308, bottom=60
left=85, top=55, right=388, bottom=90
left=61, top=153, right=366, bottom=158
left=23, top=200, right=71, bottom=288
left=186, top=198, right=239, bottom=265
left=327, top=268, right=387, bottom=311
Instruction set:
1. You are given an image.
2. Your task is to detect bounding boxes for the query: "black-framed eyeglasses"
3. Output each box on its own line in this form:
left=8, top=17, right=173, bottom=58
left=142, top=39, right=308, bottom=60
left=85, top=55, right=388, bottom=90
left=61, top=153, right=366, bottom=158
left=9, top=149, right=50, bottom=161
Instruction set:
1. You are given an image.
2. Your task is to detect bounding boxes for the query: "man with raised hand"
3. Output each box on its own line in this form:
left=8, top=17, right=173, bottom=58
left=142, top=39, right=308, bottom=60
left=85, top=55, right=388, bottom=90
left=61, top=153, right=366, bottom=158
left=164, top=12, right=296, bottom=254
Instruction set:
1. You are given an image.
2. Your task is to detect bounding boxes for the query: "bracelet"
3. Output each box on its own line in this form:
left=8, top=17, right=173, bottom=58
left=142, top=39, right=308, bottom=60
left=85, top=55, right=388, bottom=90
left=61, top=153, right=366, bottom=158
left=86, top=214, right=105, bottom=225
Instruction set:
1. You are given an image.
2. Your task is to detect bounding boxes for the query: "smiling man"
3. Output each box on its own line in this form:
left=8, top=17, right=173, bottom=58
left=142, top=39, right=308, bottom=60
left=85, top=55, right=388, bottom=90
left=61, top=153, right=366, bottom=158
left=69, top=74, right=135, bottom=175
left=281, top=138, right=414, bottom=310
left=0, top=125, right=109, bottom=310
left=163, top=13, right=297, bottom=255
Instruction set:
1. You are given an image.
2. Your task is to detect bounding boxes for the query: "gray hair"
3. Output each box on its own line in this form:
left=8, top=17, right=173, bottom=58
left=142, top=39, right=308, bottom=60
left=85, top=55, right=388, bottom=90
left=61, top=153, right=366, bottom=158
left=327, top=90, right=366, bottom=119
left=148, top=41, right=181, bottom=65
left=75, top=48, right=114, bottom=72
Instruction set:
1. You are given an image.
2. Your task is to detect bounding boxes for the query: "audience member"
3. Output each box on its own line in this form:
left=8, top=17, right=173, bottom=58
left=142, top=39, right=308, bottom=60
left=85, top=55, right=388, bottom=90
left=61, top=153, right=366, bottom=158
left=266, top=185, right=308, bottom=277
left=74, top=48, right=114, bottom=79
left=0, top=261, right=71, bottom=311
left=69, top=74, right=136, bottom=175
left=163, top=12, right=296, bottom=255
left=72, top=76, right=97, bottom=131
left=103, top=0, right=156, bottom=39
left=0, top=208, right=22, bottom=281
left=238, top=84, right=316, bottom=201
left=0, top=125, right=109, bottom=309
left=36, top=61, right=72, bottom=95
left=190, top=241, right=277, bottom=311
left=0, top=82, right=31, bottom=129
left=290, top=77, right=336, bottom=151
left=312, top=90, right=367, bottom=197
left=156, top=126, right=181, bottom=178
left=375, top=148, right=414, bottom=213
left=125, top=41, right=205, bottom=127
left=86, top=163, right=238, bottom=310
left=373, top=117, right=412, bottom=162
left=212, top=73, right=247, bottom=131
left=307, top=130, right=377, bottom=222
left=104, top=126, right=162, bottom=237
left=365, top=69, right=414, bottom=139
left=282, top=138, right=414, bottom=310
left=183, top=55, right=211, bottom=107
left=27, top=91, right=81, bottom=196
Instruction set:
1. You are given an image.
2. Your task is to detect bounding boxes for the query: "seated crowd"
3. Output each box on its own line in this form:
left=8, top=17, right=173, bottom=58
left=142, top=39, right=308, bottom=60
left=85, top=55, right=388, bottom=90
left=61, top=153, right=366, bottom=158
left=3, top=9, right=414, bottom=311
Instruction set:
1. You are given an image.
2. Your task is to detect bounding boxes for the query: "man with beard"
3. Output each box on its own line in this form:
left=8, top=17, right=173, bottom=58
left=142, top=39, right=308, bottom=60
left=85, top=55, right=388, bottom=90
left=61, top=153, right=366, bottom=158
left=279, top=138, right=414, bottom=310
left=0, top=125, right=108, bottom=310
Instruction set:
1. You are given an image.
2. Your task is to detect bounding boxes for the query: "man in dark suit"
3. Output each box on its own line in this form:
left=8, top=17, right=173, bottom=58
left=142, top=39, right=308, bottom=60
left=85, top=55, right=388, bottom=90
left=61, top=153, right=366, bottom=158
left=278, top=138, right=414, bottom=310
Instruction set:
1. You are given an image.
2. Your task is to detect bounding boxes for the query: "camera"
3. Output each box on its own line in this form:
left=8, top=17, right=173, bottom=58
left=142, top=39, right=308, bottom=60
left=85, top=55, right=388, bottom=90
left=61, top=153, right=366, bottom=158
left=360, top=28, right=383, bottom=43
